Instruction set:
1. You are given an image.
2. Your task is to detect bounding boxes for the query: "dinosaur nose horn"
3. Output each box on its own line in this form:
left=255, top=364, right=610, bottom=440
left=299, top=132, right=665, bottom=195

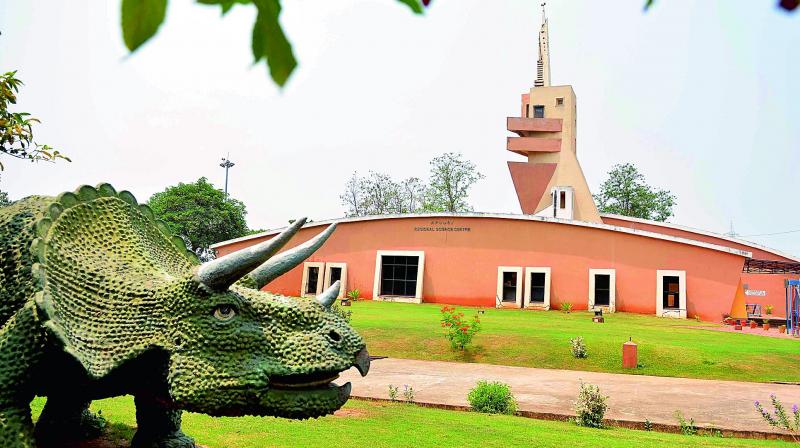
left=317, top=281, right=340, bottom=309
left=354, top=347, right=370, bottom=377
left=194, top=218, right=307, bottom=291
left=246, top=223, right=337, bottom=289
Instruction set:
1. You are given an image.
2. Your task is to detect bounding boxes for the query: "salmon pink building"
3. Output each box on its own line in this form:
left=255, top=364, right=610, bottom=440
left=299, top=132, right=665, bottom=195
left=212, top=9, right=800, bottom=322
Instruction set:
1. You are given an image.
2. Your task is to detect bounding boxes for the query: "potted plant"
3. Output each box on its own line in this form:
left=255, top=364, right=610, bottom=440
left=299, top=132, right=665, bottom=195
left=342, top=288, right=359, bottom=307
left=763, top=319, right=771, bottom=331
left=765, top=304, right=774, bottom=315
left=779, top=325, right=786, bottom=334
left=750, top=320, right=758, bottom=329
left=722, top=313, right=733, bottom=325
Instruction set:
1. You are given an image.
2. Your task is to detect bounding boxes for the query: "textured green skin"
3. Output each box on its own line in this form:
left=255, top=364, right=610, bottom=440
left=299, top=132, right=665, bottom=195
left=0, top=185, right=366, bottom=448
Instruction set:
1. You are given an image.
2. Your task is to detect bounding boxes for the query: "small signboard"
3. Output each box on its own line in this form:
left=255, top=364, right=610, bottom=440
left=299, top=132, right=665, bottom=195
left=745, top=289, right=767, bottom=297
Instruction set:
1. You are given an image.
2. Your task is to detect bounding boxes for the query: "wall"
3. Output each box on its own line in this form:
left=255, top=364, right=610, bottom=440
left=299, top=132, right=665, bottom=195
left=216, top=215, right=746, bottom=321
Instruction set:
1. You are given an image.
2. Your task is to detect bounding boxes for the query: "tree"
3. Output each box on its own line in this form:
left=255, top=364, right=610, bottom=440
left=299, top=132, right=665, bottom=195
left=593, top=163, right=676, bottom=222
left=396, top=177, right=426, bottom=213
left=0, top=187, right=9, bottom=207
left=147, top=177, right=249, bottom=260
left=0, top=71, right=67, bottom=170
left=425, top=152, right=484, bottom=212
left=120, top=0, right=432, bottom=87
left=360, top=171, right=401, bottom=215
left=340, top=172, right=366, bottom=217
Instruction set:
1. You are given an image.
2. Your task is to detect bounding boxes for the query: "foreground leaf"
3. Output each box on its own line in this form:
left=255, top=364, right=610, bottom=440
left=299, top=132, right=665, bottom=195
left=122, top=0, right=168, bottom=52
left=251, top=0, right=297, bottom=87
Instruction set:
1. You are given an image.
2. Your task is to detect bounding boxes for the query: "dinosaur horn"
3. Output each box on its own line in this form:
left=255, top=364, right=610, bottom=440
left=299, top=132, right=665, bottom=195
left=195, top=218, right=308, bottom=291
left=247, top=223, right=337, bottom=289
left=317, top=280, right=340, bottom=309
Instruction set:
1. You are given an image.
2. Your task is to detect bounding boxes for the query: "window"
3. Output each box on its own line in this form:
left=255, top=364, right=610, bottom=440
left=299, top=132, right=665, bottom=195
left=656, top=270, right=686, bottom=318
left=589, top=269, right=616, bottom=312
left=497, top=267, right=523, bottom=307
left=373, top=251, right=425, bottom=302
left=533, top=105, right=545, bottom=118
left=525, top=104, right=530, bottom=118
left=530, top=272, right=546, bottom=302
left=502, top=271, right=518, bottom=302
left=559, top=191, right=566, bottom=209
left=594, top=274, right=610, bottom=306
left=301, top=262, right=325, bottom=297
left=556, top=97, right=564, bottom=106
left=306, top=267, right=320, bottom=294
left=380, top=255, right=419, bottom=297
left=323, top=262, right=348, bottom=298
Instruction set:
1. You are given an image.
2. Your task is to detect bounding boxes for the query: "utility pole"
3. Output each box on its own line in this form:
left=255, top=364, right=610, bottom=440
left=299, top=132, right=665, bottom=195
left=220, top=154, right=235, bottom=197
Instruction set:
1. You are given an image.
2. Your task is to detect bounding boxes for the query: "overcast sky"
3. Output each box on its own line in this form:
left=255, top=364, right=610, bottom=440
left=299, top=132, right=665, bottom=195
left=2, top=1, right=798, bottom=255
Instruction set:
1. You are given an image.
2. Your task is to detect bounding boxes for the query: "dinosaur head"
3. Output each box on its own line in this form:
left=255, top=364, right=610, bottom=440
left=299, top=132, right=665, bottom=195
left=33, top=185, right=367, bottom=420
left=163, top=218, right=369, bottom=418
left=164, top=280, right=368, bottom=419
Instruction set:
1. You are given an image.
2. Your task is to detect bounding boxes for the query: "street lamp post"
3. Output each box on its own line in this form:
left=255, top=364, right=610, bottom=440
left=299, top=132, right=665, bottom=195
left=220, top=155, right=235, bottom=197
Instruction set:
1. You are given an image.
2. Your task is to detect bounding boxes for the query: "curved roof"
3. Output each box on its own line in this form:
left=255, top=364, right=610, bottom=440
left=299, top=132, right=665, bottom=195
left=211, top=212, right=754, bottom=258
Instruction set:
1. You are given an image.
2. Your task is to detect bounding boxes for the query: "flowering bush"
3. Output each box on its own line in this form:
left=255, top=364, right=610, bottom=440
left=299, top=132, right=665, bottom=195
left=468, top=380, right=517, bottom=415
left=755, top=394, right=800, bottom=441
left=570, top=336, right=588, bottom=359
left=440, top=305, right=481, bottom=351
left=574, top=382, right=607, bottom=428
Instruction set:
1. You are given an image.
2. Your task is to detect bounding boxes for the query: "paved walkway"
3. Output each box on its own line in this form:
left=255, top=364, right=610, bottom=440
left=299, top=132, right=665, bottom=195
left=340, top=358, right=800, bottom=435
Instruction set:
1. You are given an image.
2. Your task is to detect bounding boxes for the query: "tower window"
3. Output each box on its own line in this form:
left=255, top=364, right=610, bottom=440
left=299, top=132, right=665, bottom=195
left=559, top=191, right=566, bottom=209
left=533, top=105, right=545, bottom=118
left=556, top=97, right=564, bottom=106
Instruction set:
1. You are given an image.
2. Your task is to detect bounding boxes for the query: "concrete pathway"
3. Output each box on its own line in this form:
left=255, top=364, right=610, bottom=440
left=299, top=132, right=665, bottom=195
left=340, top=358, right=800, bottom=435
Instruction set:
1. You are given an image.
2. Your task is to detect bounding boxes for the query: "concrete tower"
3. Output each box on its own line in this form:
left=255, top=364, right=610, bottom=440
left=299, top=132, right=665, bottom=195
left=506, top=5, right=601, bottom=223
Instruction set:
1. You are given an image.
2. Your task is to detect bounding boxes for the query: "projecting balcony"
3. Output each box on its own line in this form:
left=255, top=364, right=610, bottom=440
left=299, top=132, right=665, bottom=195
left=507, top=137, right=562, bottom=155
left=507, top=117, right=562, bottom=135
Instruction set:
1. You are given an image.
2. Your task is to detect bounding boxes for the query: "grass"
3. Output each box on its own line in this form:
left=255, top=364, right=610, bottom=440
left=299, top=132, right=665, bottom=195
left=347, top=301, right=800, bottom=383
left=30, top=397, right=795, bottom=448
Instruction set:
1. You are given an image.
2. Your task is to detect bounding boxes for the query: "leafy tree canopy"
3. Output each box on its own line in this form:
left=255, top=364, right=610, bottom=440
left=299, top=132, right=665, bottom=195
left=0, top=71, right=68, bottom=170
left=148, top=177, right=249, bottom=260
left=340, top=152, right=483, bottom=217
left=121, top=0, right=431, bottom=87
left=593, top=163, right=676, bottom=222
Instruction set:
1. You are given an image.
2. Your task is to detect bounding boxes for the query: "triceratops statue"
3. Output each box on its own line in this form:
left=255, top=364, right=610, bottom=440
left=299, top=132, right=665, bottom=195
left=0, top=184, right=369, bottom=448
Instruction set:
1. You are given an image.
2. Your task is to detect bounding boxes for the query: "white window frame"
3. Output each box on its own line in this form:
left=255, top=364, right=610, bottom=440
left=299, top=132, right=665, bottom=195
left=589, top=268, right=616, bottom=312
left=656, top=270, right=687, bottom=319
left=373, top=250, right=425, bottom=304
left=300, top=261, right=325, bottom=297
left=497, top=266, right=524, bottom=308
left=323, top=262, right=348, bottom=299
left=524, top=267, right=551, bottom=309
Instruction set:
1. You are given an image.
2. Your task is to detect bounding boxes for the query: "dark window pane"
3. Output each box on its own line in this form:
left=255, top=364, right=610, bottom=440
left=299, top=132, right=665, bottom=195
left=594, top=274, right=610, bottom=306
left=663, top=276, right=680, bottom=309
left=533, top=105, right=545, bottom=118
left=502, top=271, right=517, bottom=302
left=596, top=274, right=610, bottom=289
left=330, top=267, right=342, bottom=284
left=306, top=267, right=319, bottom=294
left=380, top=255, right=419, bottom=297
left=530, top=272, right=546, bottom=302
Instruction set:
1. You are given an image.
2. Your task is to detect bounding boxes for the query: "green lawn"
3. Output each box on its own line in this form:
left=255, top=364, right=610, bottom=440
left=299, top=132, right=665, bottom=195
left=347, top=301, right=800, bottom=383
left=30, top=397, right=794, bottom=448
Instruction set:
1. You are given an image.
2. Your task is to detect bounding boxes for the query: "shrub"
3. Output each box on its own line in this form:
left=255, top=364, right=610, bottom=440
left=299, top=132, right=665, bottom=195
left=574, top=382, right=607, bottom=428
left=674, top=411, right=698, bottom=436
left=560, top=302, right=573, bottom=313
left=755, top=394, right=799, bottom=440
left=347, top=289, right=360, bottom=301
left=331, top=302, right=352, bottom=323
left=570, top=336, right=587, bottom=359
left=402, top=385, right=416, bottom=403
left=467, top=380, right=517, bottom=415
left=388, top=384, right=398, bottom=402
left=440, top=305, right=481, bottom=351
left=765, top=304, right=774, bottom=315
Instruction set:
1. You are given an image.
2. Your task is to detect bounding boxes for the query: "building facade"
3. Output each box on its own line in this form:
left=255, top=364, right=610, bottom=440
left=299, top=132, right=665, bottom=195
left=212, top=8, right=799, bottom=322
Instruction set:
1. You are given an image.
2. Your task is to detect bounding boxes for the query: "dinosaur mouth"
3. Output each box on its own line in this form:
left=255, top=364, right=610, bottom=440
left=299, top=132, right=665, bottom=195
left=270, top=372, right=341, bottom=389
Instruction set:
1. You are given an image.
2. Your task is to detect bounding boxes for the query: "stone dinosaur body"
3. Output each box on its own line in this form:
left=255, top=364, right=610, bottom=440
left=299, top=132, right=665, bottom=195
left=0, top=184, right=368, bottom=448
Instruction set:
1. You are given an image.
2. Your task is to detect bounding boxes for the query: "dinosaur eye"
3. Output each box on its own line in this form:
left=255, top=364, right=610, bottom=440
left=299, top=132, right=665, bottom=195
left=213, top=305, right=237, bottom=321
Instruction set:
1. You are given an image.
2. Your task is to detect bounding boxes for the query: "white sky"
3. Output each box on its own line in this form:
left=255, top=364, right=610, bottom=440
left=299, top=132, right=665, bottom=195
left=1, top=1, right=799, bottom=256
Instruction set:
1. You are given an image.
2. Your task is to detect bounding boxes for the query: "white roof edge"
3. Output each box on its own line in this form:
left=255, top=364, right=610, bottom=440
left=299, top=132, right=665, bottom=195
left=211, top=212, right=752, bottom=258
left=599, top=213, right=799, bottom=262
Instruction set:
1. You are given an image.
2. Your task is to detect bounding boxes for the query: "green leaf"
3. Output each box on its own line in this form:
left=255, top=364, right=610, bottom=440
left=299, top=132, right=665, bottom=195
left=644, top=0, right=655, bottom=11
left=396, top=0, right=424, bottom=14
left=251, top=0, right=297, bottom=87
left=122, top=0, right=168, bottom=52
left=196, top=0, right=251, bottom=15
